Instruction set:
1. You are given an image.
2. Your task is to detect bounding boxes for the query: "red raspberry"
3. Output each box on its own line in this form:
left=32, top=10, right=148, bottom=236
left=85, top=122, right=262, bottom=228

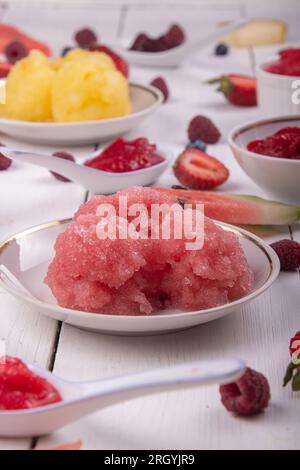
left=130, top=33, right=149, bottom=51
left=51, top=152, right=75, bottom=182
left=0, top=143, right=12, bottom=171
left=150, top=77, right=169, bottom=102
left=220, top=367, right=270, bottom=417
left=74, top=28, right=98, bottom=48
left=5, top=41, right=28, bottom=65
left=0, top=154, right=12, bottom=171
left=270, top=239, right=300, bottom=271
left=164, top=24, right=185, bottom=48
left=188, top=115, right=221, bottom=144
left=145, top=37, right=168, bottom=52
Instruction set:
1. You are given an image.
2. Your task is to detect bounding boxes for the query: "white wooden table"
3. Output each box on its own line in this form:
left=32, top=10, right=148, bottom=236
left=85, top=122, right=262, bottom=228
left=0, top=0, right=300, bottom=450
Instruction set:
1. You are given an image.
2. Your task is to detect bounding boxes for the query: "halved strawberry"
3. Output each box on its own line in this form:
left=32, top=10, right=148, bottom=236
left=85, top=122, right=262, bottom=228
left=207, top=74, right=257, bottom=107
left=0, top=61, right=12, bottom=78
left=173, top=148, right=229, bottom=190
left=91, top=45, right=129, bottom=78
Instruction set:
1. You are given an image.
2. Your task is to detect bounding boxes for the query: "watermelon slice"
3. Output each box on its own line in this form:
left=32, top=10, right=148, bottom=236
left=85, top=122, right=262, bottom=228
left=0, top=23, right=51, bottom=56
left=0, top=61, right=12, bottom=78
left=36, top=440, right=82, bottom=451
left=156, top=188, right=300, bottom=225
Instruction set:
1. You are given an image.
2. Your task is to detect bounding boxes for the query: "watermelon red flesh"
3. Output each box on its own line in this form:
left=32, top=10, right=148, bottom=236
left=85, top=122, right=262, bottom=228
left=0, top=23, right=51, bottom=56
left=155, top=188, right=300, bottom=225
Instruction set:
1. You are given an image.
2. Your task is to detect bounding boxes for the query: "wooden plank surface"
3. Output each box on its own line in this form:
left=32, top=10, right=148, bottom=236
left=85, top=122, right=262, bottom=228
left=0, top=0, right=299, bottom=451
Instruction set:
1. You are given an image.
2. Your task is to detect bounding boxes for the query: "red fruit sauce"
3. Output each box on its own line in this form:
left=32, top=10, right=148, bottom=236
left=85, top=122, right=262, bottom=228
left=247, top=127, right=300, bottom=159
left=0, top=356, right=62, bottom=411
left=85, top=138, right=165, bottom=173
left=264, top=48, right=300, bottom=76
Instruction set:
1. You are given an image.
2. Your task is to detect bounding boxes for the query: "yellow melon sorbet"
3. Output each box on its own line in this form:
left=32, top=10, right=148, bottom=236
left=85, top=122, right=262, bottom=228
left=0, top=50, right=54, bottom=122
left=0, top=49, right=131, bottom=122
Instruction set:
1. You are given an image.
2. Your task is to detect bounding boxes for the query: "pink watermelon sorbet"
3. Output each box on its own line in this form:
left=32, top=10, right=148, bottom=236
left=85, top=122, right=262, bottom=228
left=45, top=187, right=253, bottom=315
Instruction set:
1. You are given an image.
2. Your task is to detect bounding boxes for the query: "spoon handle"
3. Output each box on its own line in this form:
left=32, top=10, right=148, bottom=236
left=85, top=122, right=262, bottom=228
left=74, top=359, right=245, bottom=411
left=185, top=18, right=248, bottom=54
left=0, top=146, right=82, bottom=182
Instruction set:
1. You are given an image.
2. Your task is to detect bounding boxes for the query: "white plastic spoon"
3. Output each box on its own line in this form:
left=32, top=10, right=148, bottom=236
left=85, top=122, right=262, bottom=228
left=115, top=18, right=249, bottom=67
left=0, top=358, right=245, bottom=437
left=0, top=146, right=172, bottom=194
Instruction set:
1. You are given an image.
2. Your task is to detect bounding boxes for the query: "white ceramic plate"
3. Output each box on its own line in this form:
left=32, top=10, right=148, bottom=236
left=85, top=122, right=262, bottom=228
left=0, top=83, right=163, bottom=146
left=0, top=219, right=280, bottom=336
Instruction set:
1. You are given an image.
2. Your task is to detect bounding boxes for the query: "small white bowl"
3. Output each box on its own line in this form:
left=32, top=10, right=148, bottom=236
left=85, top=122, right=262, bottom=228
left=257, top=58, right=300, bottom=117
left=0, top=83, right=163, bottom=146
left=229, top=115, right=300, bottom=204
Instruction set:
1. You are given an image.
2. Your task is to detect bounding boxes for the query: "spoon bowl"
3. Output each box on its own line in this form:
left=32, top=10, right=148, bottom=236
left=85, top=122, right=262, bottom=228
left=114, top=19, right=248, bottom=67
left=0, top=146, right=172, bottom=194
left=0, top=358, right=245, bottom=437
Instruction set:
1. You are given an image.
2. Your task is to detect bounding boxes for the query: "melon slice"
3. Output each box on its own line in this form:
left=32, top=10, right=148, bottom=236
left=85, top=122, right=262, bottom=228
left=156, top=188, right=300, bottom=226
left=0, top=23, right=51, bottom=56
left=223, top=19, right=287, bottom=48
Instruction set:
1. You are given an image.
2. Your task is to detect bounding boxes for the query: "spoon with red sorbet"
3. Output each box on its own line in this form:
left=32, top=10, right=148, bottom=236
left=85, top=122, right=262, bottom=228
left=0, top=356, right=245, bottom=437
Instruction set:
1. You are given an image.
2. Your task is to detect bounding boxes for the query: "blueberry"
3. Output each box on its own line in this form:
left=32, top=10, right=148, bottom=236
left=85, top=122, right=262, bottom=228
left=61, top=46, right=73, bottom=57
left=186, top=140, right=207, bottom=152
left=214, top=43, right=229, bottom=56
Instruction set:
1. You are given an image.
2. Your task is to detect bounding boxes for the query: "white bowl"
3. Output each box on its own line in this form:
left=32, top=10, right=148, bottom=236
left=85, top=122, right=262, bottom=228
left=257, top=58, right=300, bottom=117
left=0, top=219, right=279, bottom=336
left=229, top=115, right=300, bottom=204
left=0, top=83, right=163, bottom=146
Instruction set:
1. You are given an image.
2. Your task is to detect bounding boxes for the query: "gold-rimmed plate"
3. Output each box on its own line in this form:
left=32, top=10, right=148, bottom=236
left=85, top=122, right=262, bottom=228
left=0, top=220, right=280, bottom=336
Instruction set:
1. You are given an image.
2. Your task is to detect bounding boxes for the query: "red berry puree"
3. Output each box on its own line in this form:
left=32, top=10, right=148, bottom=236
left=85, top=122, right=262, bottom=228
left=264, top=48, right=300, bottom=76
left=0, top=356, right=62, bottom=411
left=247, top=127, right=300, bottom=159
left=85, top=138, right=165, bottom=173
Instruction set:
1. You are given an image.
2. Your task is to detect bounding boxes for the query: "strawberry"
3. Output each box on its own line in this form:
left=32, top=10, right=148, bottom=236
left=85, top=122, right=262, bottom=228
left=0, top=61, right=12, bottom=78
left=207, top=74, right=257, bottom=107
left=173, top=148, right=229, bottom=190
left=91, top=45, right=129, bottom=78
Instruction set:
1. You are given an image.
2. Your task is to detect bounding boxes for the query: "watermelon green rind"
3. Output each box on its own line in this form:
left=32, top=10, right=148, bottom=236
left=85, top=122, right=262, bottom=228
left=156, top=188, right=300, bottom=225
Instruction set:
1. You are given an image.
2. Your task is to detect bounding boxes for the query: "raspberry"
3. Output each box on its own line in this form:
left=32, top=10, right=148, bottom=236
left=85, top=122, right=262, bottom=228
left=145, top=37, right=168, bottom=53
left=4, top=40, right=28, bottom=64
left=74, top=28, right=98, bottom=48
left=130, top=33, right=149, bottom=51
left=188, top=115, right=221, bottom=144
left=51, top=152, right=75, bottom=182
left=150, top=77, right=169, bottom=102
left=130, top=24, right=185, bottom=52
left=164, top=24, right=185, bottom=48
left=0, top=143, right=12, bottom=171
left=0, top=154, right=12, bottom=171
left=220, top=367, right=270, bottom=417
left=270, top=239, right=300, bottom=271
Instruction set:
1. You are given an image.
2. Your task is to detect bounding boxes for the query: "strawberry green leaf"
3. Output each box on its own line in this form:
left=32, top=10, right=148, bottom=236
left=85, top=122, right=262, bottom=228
left=283, top=362, right=297, bottom=387
left=292, top=370, right=300, bottom=392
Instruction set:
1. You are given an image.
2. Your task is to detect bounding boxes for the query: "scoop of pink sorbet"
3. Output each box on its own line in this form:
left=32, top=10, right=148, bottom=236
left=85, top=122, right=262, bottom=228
left=45, top=187, right=253, bottom=315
